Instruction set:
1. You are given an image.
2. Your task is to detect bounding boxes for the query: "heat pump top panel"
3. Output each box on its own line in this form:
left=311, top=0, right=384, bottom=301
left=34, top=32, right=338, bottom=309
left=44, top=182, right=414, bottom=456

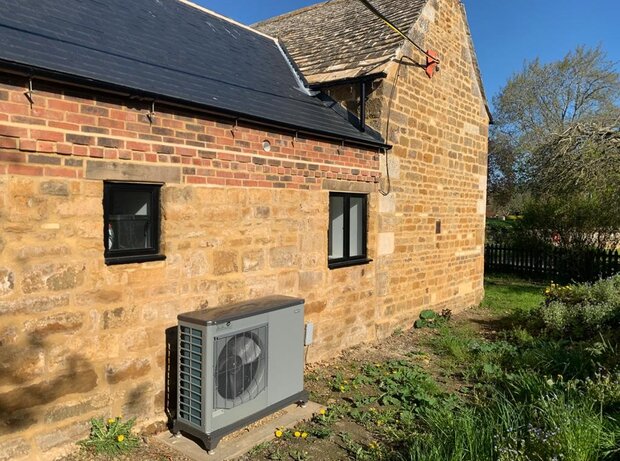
left=177, top=295, right=304, bottom=326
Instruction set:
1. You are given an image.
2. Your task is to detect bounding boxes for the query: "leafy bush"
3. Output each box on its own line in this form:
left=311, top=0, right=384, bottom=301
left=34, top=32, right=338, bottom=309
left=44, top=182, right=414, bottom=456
left=78, top=417, right=140, bottom=456
left=486, top=218, right=519, bottom=245
left=537, top=275, right=620, bottom=338
left=517, top=194, right=620, bottom=251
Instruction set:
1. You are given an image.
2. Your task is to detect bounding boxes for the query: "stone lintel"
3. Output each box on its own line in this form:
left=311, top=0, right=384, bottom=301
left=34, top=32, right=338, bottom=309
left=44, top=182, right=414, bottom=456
left=85, top=161, right=181, bottom=184
left=322, top=179, right=375, bottom=194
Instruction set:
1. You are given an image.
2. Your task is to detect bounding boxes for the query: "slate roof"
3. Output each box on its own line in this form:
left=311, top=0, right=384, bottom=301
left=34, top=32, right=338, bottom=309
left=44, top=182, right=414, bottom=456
left=0, top=0, right=386, bottom=147
left=255, top=0, right=428, bottom=84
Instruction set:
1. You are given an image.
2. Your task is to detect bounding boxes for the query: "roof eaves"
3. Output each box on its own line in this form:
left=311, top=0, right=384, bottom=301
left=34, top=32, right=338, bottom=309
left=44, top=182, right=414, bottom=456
left=316, top=92, right=385, bottom=143
left=308, top=71, right=388, bottom=90
left=0, top=60, right=389, bottom=150
left=459, top=2, right=492, bottom=124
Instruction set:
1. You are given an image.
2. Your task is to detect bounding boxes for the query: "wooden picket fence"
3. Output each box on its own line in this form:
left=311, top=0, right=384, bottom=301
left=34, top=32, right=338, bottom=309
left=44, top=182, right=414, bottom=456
left=485, top=244, right=620, bottom=283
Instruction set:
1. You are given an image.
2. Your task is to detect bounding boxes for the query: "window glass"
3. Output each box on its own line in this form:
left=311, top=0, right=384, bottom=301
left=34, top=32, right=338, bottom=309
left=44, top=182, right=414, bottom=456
left=349, top=196, right=364, bottom=257
left=108, top=190, right=152, bottom=251
left=329, top=195, right=344, bottom=260
left=328, top=193, right=368, bottom=268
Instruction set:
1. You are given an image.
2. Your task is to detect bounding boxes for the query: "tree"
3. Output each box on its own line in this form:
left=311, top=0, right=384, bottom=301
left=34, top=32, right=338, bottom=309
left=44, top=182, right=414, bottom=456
left=488, top=46, right=620, bottom=249
left=494, top=46, right=620, bottom=153
left=533, top=118, right=620, bottom=197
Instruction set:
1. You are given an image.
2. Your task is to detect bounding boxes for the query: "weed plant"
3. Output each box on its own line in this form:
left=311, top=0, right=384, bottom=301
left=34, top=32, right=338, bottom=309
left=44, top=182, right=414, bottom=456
left=78, top=416, right=140, bottom=457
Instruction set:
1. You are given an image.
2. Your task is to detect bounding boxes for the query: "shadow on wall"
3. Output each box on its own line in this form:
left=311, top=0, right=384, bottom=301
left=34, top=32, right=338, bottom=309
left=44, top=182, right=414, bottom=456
left=0, top=331, right=97, bottom=436
left=165, top=326, right=178, bottom=429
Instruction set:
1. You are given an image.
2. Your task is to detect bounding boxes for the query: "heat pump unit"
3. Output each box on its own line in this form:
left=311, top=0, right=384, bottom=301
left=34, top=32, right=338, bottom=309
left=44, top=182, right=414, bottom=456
left=173, top=295, right=307, bottom=452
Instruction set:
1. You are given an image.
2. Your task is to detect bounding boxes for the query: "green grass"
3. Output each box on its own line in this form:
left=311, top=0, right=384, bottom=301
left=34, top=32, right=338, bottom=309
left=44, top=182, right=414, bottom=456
left=404, top=275, right=620, bottom=461
left=481, top=275, right=545, bottom=315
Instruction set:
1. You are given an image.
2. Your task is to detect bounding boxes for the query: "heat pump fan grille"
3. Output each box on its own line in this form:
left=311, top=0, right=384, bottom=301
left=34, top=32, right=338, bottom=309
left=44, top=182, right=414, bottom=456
left=178, top=326, right=204, bottom=427
left=214, top=325, right=267, bottom=410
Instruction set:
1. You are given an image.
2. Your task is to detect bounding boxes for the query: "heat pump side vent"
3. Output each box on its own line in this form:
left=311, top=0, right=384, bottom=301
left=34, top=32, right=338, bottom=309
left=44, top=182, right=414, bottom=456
left=179, top=326, right=204, bottom=427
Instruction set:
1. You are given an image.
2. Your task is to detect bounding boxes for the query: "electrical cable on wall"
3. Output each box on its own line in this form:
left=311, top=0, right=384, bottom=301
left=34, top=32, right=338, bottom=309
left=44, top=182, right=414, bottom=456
left=357, top=0, right=442, bottom=195
left=379, top=55, right=410, bottom=196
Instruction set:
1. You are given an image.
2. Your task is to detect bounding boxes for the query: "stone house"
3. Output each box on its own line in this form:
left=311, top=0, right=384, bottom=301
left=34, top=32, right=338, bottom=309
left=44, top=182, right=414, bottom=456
left=0, top=0, right=488, bottom=458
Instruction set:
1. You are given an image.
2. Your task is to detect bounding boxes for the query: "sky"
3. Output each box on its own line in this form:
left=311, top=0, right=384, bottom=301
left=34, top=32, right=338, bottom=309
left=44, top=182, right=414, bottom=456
left=195, top=0, right=620, bottom=112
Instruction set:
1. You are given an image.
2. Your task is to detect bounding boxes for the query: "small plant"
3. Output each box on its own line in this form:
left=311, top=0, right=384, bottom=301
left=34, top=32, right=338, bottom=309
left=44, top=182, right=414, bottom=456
left=330, top=372, right=350, bottom=393
left=414, top=309, right=451, bottom=329
left=289, top=449, right=309, bottom=460
left=78, top=416, right=140, bottom=456
left=268, top=447, right=286, bottom=460
left=248, top=441, right=271, bottom=456
left=309, top=425, right=332, bottom=439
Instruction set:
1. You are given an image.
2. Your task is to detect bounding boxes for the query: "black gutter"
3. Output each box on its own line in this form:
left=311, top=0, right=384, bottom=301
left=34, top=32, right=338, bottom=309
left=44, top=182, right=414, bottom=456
left=0, top=61, right=391, bottom=151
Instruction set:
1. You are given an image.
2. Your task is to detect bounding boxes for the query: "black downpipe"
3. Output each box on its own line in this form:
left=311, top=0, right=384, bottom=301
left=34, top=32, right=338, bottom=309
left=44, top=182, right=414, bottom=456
left=359, top=81, right=366, bottom=132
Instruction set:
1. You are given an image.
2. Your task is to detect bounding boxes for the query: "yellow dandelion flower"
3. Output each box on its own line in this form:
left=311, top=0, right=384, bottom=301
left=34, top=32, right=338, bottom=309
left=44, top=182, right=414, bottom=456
left=117, top=435, right=125, bottom=442
left=369, top=441, right=379, bottom=450
left=301, top=432, right=308, bottom=439
left=294, top=431, right=301, bottom=438
left=319, top=408, right=327, bottom=415
left=275, top=429, right=283, bottom=438
left=377, top=420, right=384, bottom=426
left=107, top=418, right=116, bottom=424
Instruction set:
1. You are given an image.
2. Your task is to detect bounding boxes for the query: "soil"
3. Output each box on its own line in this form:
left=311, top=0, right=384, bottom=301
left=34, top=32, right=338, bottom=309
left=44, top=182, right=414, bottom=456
left=59, top=305, right=493, bottom=461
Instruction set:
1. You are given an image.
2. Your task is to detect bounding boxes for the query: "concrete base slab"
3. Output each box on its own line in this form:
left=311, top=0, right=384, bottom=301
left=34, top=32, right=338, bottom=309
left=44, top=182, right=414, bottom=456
left=157, top=401, right=321, bottom=461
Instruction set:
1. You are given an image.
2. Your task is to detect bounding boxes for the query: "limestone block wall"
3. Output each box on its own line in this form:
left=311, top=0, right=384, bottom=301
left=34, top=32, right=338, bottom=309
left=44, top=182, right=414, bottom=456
left=372, top=0, right=489, bottom=334
left=326, top=0, right=489, bottom=336
left=0, top=74, right=381, bottom=459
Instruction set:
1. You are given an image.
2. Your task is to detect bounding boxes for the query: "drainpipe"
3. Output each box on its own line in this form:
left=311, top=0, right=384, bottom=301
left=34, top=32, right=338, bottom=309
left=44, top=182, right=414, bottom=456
left=360, top=81, right=366, bottom=132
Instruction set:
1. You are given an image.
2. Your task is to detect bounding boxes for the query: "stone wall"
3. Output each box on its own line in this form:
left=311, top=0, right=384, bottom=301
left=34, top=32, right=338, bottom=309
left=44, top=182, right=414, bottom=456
left=325, top=0, right=488, bottom=336
left=370, top=0, right=489, bottom=335
left=0, top=75, right=382, bottom=459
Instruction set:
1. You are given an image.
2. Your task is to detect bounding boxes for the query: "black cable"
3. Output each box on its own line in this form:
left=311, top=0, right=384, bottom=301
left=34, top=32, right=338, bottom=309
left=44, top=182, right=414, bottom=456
left=379, top=56, right=407, bottom=196
left=356, top=0, right=440, bottom=63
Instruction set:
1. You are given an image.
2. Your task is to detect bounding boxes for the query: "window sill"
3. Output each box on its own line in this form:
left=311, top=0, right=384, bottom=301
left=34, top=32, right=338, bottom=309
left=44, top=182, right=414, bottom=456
left=105, top=254, right=166, bottom=266
left=328, top=257, right=373, bottom=270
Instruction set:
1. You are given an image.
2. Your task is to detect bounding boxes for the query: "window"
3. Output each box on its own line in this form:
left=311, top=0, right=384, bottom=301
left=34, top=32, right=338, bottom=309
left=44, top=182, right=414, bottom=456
left=328, top=192, right=370, bottom=268
left=103, top=182, right=164, bottom=265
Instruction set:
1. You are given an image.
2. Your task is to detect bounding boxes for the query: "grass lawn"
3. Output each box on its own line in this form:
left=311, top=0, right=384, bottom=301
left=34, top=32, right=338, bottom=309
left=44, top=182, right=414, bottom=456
left=481, top=274, right=545, bottom=314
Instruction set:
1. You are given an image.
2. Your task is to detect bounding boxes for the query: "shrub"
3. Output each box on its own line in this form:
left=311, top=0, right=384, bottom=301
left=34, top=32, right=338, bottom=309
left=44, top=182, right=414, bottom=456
left=537, top=275, right=620, bottom=338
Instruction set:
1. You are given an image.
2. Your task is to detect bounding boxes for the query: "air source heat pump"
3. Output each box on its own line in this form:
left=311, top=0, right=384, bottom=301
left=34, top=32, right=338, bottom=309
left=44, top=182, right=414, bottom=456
left=173, top=295, right=307, bottom=452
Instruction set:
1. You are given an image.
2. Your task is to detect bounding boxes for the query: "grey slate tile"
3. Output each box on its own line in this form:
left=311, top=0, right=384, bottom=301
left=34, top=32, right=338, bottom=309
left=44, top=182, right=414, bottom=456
left=0, top=0, right=384, bottom=146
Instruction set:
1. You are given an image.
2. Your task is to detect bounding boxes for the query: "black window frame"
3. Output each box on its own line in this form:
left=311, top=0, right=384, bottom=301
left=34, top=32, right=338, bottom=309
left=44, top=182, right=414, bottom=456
left=103, top=181, right=165, bottom=265
left=328, top=192, right=371, bottom=269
